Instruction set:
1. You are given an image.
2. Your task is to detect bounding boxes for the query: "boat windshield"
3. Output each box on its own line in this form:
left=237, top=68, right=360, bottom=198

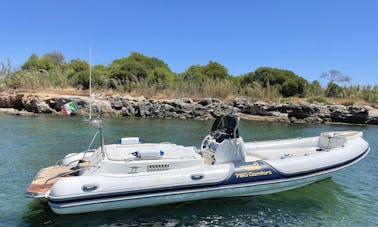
left=210, top=114, right=240, bottom=138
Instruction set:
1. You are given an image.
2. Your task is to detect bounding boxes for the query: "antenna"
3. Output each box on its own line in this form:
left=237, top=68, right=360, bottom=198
left=89, top=46, right=92, bottom=120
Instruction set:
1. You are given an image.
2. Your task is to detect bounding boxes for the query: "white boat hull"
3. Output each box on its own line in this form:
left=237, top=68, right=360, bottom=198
left=26, top=115, right=371, bottom=215
left=49, top=148, right=369, bottom=214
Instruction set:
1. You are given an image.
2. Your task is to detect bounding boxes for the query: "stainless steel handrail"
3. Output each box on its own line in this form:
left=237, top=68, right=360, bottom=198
left=42, top=166, right=100, bottom=188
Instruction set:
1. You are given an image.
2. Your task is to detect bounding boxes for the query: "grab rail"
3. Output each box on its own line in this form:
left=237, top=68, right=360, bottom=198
left=54, top=149, right=96, bottom=166
left=42, top=166, right=100, bottom=188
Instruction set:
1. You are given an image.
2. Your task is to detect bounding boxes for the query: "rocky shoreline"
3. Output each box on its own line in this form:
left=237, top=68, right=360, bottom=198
left=0, top=92, right=377, bottom=125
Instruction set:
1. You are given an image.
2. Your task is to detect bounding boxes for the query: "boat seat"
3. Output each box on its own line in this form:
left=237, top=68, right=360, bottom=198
left=245, top=146, right=320, bottom=161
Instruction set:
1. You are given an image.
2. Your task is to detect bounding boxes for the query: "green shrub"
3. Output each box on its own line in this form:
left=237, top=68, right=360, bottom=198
left=239, top=67, right=308, bottom=97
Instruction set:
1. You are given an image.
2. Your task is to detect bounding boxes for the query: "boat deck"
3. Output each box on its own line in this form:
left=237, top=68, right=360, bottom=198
left=104, top=143, right=200, bottom=161
left=245, top=146, right=321, bottom=162
left=26, top=165, right=73, bottom=197
left=26, top=158, right=92, bottom=197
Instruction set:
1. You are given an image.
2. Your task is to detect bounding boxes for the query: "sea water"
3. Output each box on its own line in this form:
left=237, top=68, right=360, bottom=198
left=0, top=115, right=377, bottom=226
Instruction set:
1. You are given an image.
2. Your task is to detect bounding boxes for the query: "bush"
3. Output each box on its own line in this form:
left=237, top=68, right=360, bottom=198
left=109, top=52, right=175, bottom=88
left=21, top=52, right=65, bottom=71
left=325, top=83, right=341, bottom=97
left=239, top=67, right=308, bottom=97
left=67, top=59, right=90, bottom=88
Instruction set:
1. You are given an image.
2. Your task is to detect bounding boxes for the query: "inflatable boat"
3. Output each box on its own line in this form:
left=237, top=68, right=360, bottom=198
left=26, top=115, right=370, bottom=214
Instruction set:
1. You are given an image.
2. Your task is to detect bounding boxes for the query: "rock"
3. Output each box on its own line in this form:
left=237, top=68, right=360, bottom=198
left=164, top=111, right=179, bottom=119
left=241, top=113, right=289, bottom=123
left=174, top=102, right=193, bottom=115
left=22, top=96, right=52, bottom=113
left=363, top=105, right=374, bottom=110
left=180, top=98, right=193, bottom=104
left=133, top=96, right=146, bottom=102
left=151, top=102, right=163, bottom=117
left=0, top=93, right=24, bottom=110
left=121, top=105, right=135, bottom=116
left=304, top=116, right=323, bottom=124
left=1, top=91, right=377, bottom=125
left=76, top=99, right=89, bottom=110
left=111, top=94, right=122, bottom=101
left=45, top=98, right=57, bottom=110
left=95, top=93, right=107, bottom=100
left=136, top=101, right=153, bottom=117
left=121, top=98, right=138, bottom=117
left=0, top=108, right=35, bottom=116
left=121, top=99, right=134, bottom=108
left=198, top=98, right=212, bottom=106
left=232, top=98, right=249, bottom=108
left=242, top=101, right=274, bottom=116
left=287, top=103, right=317, bottom=119
left=366, top=109, right=378, bottom=124
left=55, top=97, right=70, bottom=111
left=193, top=104, right=207, bottom=117
left=328, top=105, right=369, bottom=124
left=161, top=103, right=175, bottom=113
left=315, top=105, right=331, bottom=119
left=111, top=101, right=123, bottom=110
left=211, top=104, right=227, bottom=117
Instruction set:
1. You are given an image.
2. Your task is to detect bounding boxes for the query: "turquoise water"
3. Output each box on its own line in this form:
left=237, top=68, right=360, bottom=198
left=0, top=115, right=377, bottom=226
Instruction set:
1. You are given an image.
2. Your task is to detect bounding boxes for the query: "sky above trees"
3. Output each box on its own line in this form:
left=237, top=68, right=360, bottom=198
left=1, top=0, right=377, bottom=85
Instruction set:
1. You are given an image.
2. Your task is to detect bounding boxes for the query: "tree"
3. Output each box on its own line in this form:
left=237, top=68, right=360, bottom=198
left=239, top=67, right=308, bottom=97
left=202, top=61, right=230, bottom=80
left=110, top=59, right=147, bottom=83
left=325, top=82, right=342, bottom=98
left=21, top=54, right=39, bottom=70
left=44, top=51, right=65, bottom=66
left=21, top=52, right=65, bottom=71
left=92, top=64, right=110, bottom=88
left=109, top=52, right=175, bottom=89
left=181, top=65, right=207, bottom=83
left=321, top=70, right=351, bottom=84
left=281, top=79, right=299, bottom=97
left=67, top=59, right=90, bottom=88
left=148, top=67, right=175, bottom=88
left=181, top=61, right=230, bottom=84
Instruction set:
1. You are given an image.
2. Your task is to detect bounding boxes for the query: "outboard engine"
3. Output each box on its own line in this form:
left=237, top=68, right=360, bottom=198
left=201, top=114, right=247, bottom=164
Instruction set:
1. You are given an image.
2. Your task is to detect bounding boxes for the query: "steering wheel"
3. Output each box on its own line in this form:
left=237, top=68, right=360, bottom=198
left=200, top=135, right=212, bottom=153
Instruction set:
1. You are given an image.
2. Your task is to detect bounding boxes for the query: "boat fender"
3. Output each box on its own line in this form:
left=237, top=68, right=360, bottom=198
left=191, top=174, right=204, bottom=180
left=132, top=149, right=164, bottom=159
left=119, top=137, right=141, bottom=144
left=82, top=183, right=99, bottom=192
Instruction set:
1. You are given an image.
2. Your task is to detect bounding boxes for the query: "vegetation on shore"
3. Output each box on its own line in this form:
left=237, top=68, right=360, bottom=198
left=1, top=51, right=377, bottom=106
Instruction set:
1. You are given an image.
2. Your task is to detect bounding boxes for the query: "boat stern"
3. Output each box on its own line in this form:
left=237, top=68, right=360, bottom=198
left=25, top=165, right=73, bottom=199
left=25, top=184, right=51, bottom=198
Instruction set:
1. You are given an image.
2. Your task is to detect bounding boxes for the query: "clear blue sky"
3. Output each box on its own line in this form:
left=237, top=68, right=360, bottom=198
left=1, top=0, right=377, bottom=85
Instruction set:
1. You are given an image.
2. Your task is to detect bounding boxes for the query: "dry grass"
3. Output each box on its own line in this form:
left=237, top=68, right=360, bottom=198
left=1, top=70, right=377, bottom=107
